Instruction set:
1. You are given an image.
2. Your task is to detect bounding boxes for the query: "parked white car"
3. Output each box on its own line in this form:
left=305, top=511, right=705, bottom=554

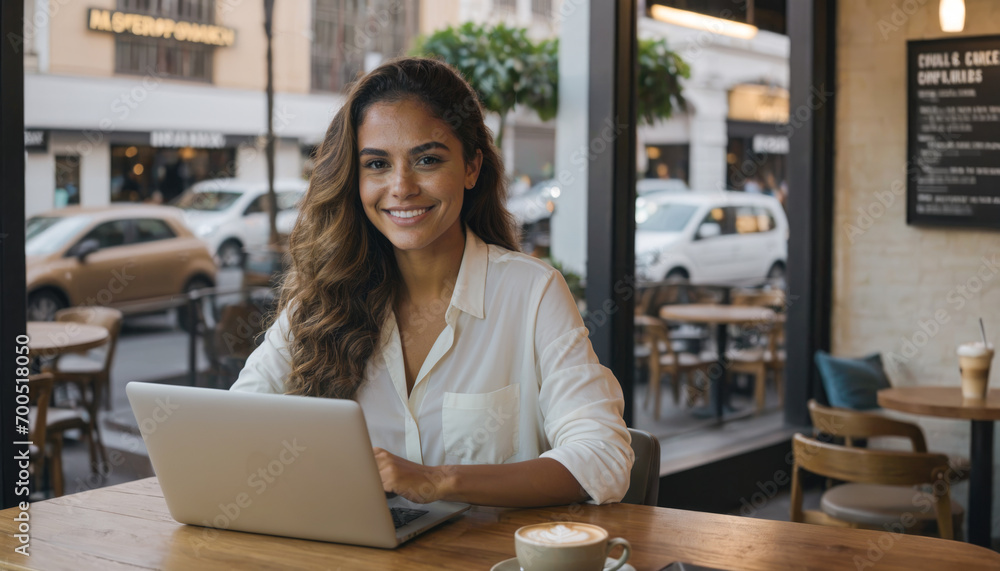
left=172, top=178, right=308, bottom=267
left=634, top=191, right=788, bottom=285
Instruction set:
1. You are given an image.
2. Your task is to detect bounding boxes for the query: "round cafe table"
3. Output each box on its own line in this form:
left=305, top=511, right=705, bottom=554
left=878, top=387, right=1000, bottom=548
left=26, top=321, right=110, bottom=357
left=659, top=304, right=777, bottom=420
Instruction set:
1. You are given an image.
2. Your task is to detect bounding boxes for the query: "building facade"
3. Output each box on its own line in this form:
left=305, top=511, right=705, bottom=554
left=23, top=0, right=418, bottom=217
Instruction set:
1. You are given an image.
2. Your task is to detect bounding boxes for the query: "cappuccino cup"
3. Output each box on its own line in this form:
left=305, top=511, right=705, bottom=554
left=514, top=522, right=630, bottom=571
left=958, top=342, right=994, bottom=400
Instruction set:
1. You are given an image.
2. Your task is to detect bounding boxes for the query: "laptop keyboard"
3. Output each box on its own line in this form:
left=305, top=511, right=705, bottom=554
left=390, top=507, right=429, bottom=529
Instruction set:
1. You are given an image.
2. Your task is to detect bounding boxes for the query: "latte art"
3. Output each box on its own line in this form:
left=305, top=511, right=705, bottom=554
left=519, top=523, right=604, bottom=546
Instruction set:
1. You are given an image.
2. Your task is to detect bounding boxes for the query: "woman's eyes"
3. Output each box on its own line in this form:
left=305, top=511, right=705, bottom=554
left=362, top=156, right=441, bottom=170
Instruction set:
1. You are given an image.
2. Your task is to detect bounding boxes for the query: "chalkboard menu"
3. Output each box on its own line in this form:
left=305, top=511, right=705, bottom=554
left=907, top=35, right=1000, bottom=229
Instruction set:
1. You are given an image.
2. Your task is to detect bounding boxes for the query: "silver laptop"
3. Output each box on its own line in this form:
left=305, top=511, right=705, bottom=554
left=126, top=381, right=469, bottom=548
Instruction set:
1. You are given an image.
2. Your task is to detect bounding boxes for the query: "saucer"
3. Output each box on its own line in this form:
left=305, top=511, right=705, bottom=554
left=490, top=556, right=636, bottom=571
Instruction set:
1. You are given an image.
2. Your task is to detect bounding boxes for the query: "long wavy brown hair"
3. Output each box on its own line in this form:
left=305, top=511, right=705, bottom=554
left=279, top=57, right=519, bottom=399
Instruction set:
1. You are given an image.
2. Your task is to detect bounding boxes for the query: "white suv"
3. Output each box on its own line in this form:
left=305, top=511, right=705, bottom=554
left=172, top=178, right=308, bottom=267
left=634, top=191, right=788, bottom=285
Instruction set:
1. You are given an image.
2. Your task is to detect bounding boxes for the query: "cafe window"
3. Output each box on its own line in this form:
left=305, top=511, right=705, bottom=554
left=113, top=0, right=216, bottom=82
left=494, top=0, right=517, bottom=14
left=532, top=0, right=553, bottom=17
left=644, top=144, right=689, bottom=185
left=54, top=155, right=81, bottom=208
left=111, top=144, right=236, bottom=204
left=311, top=0, right=412, bottom=93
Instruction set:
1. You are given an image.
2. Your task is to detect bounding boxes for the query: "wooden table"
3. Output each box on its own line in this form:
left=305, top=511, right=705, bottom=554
left=659, top=304, right=778, bottom=420
left=26, top=321, right=110, bottom=358
left=879, top=387, right=1000, bottom=548
left=1, top=478, right=997, bottom=570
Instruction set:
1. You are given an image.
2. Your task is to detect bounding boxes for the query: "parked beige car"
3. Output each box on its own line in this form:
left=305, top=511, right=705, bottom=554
left=26, top=205, right=217, bottom=329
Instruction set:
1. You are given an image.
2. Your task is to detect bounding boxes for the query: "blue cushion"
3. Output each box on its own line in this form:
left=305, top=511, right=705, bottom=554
left=814, top=351, right=891, bottom=410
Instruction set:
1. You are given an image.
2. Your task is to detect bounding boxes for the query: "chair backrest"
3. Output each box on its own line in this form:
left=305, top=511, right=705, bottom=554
left=54, top=306, right=124, bottom=370
left=790, top=433, right=953, bottom=538
left=27, top=374, right=54, bottom=449
left=635, top=315, right=687, bottom=380
left=622, top=428, right=660, bottom=506
left=212, top=302, right=268, bottom=361
left=808, top=400, right=927, bottom=451
left=27, top=373, right=54, bottom=481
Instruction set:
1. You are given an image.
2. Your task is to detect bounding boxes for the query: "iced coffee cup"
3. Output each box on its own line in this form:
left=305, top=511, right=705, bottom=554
left=958, top=342, right=994, bottom=400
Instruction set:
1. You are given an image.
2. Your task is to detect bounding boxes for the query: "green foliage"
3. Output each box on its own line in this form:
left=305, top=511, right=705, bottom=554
left=413, top=22, right=554, bottom=146
left=411, top=23, right=688, bottom=141
left=636, top=38, right=690, bottom=124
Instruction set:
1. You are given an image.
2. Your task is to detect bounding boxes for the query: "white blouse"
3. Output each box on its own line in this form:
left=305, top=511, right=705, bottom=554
left=230, top=228, right=634, bottom=504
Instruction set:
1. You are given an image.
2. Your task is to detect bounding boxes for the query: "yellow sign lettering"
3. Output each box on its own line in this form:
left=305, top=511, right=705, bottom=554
left=86, top=10, right=235, bottom=47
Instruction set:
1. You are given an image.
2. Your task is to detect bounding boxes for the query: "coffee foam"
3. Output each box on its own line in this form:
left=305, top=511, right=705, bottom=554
left=958, top=342, right=994, bottom=358
left=518, top=523, right=604, bottom=546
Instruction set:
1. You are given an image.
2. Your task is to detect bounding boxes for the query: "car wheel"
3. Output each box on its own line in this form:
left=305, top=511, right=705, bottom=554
left=178, top=277, right=214, bottom=333
left=218, top=240, right=245, bottom=269
left=27, top=290, right=66, bottom=322
left=664, top=268, right=689, bottom=282
left=767, top=262, right=786, bottom=288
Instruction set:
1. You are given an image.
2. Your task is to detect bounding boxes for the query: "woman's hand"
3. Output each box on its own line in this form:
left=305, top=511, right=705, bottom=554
left=373, top=447, right=451, bottom=504
left=373, top=448, right=588, bottom=507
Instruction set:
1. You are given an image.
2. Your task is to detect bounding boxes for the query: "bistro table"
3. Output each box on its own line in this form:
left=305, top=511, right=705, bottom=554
left=1, top=477, right=998, bottom=570
left=25, top=321, right=110, bottom=359
left=659, top=304, right=777, bottom=420
left=879, top=386, right=1000, bottom=548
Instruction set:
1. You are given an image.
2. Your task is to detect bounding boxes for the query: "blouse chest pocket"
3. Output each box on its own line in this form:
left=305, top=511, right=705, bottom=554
left=442, top=384, right=520, bottom=465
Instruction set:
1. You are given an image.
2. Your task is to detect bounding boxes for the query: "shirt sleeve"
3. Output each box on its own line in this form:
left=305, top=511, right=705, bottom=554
left=534, top=271, right=635, bottom=504
left=229, top=308, right=292, bottom=394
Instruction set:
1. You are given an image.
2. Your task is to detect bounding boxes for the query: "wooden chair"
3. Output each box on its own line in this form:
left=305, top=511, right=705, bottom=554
left=26, top=374, right=53, bottom=496
left=634, top=315, right=714, bottom=418
left=790, top=433, right=962, bottom=540
left=27, top=373, right=93, bottom=497
left=808, top=400, right=970, bottom=482
left=203, top=301, right=268, bottom=389
left=622, top=428, right=660, bottom=506
left=45, top=306, right=123, bottom=473
left=726, top=293, right=785, bottom=413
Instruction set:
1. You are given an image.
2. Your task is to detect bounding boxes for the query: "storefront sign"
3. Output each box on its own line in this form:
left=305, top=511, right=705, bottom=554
left=24, top=130, right=47, bottom=152
left=908, top=35, right=1000, bottom=229
left=150, top=131, right=226, bottom=148
left=752, top=135, right=788, bottom=154
left=729, top=85, right=789, bottom=124
left=87, top=8, right=236, bottom=47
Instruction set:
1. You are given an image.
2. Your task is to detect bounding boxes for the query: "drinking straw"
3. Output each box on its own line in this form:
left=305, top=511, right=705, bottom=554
left=980, top=318, right=989, bottom=346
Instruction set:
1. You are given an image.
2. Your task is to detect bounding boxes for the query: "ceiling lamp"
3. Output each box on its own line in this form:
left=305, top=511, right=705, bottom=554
left=650, top=5, right=758, bottom=40
left=939, top=0, right=965, bottom=32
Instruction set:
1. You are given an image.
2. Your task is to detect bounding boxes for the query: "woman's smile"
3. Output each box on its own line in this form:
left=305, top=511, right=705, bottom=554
left=384, top=205, right=435, bottom=225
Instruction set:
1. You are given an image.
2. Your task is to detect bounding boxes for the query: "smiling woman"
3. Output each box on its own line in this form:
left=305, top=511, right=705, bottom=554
left=230, top=58, right=633, bottom=508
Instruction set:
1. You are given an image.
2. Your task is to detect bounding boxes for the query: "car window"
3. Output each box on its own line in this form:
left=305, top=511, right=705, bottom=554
left=79, top=220, right=129, bottom=249
left=276, top=191, right=303, bottom=211
left=244, top=196, right=267, bottom=215
left=635, top=202, right=698, bottom=232
left=698, top=207, right=732, bottom=236
left=25, top=215, right=93, bottom=256
left=733, top=205, right=760, bottom=234
left=754, top=207, right=777, bottom=232
left=134, top=218, right=176, bottom=242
